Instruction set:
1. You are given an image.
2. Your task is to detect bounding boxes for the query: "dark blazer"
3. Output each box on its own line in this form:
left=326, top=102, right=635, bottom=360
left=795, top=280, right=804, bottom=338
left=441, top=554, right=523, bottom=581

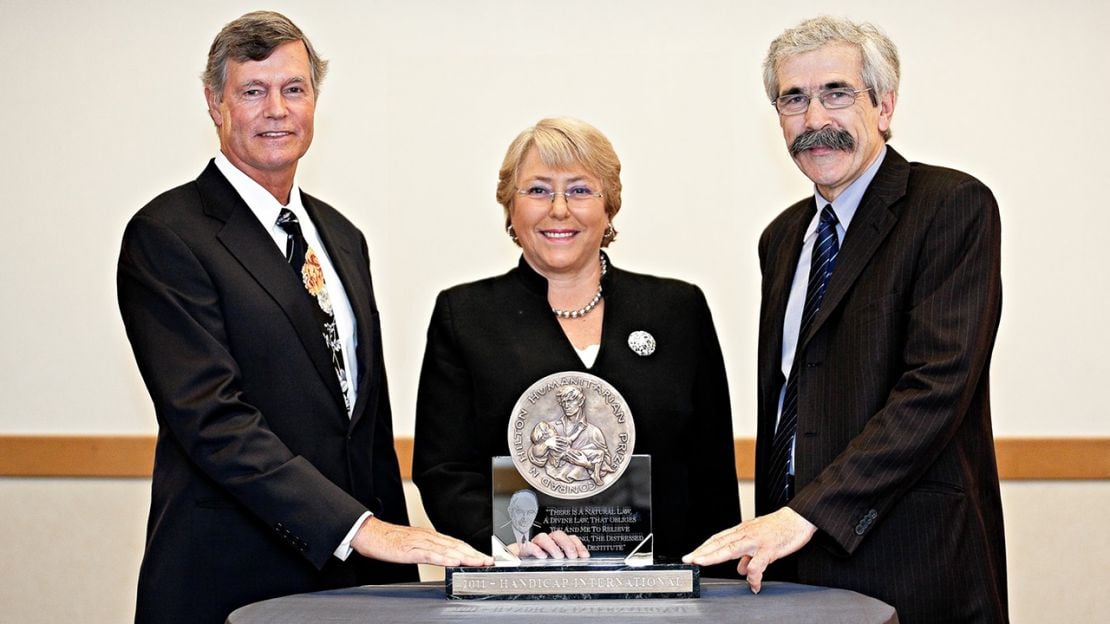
left=118, top=161, right=416, bottom=624
left=412, top=256, right=741, bottom=572
left=755, top=147, right=1007, bottom=622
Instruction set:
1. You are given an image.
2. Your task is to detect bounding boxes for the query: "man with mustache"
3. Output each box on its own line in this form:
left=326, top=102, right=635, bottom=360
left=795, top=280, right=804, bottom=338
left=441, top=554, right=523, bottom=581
left=685, top=17, right=1007, bottom=623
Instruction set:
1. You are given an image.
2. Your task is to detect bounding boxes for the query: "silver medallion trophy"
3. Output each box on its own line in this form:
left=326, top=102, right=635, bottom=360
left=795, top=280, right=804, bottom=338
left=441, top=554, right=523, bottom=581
left=445, top=372, right=699, bottom=600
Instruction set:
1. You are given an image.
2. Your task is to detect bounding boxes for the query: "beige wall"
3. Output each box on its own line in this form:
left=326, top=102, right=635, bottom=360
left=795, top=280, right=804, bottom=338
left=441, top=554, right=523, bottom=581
left=1, top=478, right=1106, bottom=623
left=1, top=1, right=1107, bottom=623
left=1, top=0, right=1107, bottom=439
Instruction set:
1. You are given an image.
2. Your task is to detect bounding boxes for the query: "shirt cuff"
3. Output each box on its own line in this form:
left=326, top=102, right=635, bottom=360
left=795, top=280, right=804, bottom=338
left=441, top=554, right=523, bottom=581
left=333, top=511, right=373, bottom=561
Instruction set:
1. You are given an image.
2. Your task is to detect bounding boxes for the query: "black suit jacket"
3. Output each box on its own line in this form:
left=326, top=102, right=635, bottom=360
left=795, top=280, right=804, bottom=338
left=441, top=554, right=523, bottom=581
left=755, top=147, right=1007, bottom=622
left=412, top=257, right=741, bottom=571
left=118, top=161, right=416, bottom=624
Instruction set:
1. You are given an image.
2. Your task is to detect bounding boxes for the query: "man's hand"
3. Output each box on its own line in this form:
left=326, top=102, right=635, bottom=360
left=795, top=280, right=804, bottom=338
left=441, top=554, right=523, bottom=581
left=682, top=507, right=817, bottom=593
left=507, top=530, right=590, bottom=560
left=351, top=516, right=493, bottom=567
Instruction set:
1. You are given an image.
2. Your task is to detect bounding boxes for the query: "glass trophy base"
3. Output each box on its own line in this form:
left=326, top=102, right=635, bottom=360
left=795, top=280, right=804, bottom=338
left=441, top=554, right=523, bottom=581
left=474, top=367, right=686, bottom=603
left=444, top=560, right=699, bottom=600
left=451, top=453, right=697, bottom=599
left=447, top=537, right=698, bottom=600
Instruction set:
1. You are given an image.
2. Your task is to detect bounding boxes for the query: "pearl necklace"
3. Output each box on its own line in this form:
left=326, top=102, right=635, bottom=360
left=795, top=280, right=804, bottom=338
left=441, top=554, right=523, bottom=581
left=552, top=254, right=608, bottom=319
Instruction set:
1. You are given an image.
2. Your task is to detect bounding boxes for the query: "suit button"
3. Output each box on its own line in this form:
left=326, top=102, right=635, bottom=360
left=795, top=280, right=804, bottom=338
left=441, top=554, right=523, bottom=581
left=855, top=509, right=878, bottom=535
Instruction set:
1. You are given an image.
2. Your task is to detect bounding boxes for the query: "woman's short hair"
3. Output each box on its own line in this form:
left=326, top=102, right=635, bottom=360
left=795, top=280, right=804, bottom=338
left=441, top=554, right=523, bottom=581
left=497, top=117, right=622, bottom=246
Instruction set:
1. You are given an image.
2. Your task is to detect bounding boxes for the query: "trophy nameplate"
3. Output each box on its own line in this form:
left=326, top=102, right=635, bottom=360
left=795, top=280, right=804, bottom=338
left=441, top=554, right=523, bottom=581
left=444, top=372, right=699, bottom=600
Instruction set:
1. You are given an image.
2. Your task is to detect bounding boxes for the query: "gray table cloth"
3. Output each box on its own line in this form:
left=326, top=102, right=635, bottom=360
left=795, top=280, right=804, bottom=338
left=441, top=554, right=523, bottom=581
left=227, top=578, right=898, bottom=623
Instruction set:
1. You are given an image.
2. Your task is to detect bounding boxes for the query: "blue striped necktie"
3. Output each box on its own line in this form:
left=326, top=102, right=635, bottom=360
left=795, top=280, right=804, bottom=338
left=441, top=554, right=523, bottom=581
left=768, top=204, right=839, bottom=507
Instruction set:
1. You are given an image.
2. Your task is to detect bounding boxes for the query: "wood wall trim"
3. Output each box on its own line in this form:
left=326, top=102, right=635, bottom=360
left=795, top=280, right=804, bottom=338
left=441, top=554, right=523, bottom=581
left=0, top=435, right=1106, bottom=480
left=0, top=435, right=156, bottom=478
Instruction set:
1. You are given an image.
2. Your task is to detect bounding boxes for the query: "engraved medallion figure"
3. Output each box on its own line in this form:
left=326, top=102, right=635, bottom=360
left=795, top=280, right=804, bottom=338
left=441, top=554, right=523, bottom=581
left=527, top=385, right=612, bottom=486
left=508, top=372, right=635, bottom=499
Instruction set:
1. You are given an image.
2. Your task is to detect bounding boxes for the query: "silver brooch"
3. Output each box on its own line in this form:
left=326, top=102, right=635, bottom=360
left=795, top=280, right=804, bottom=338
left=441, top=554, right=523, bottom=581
left=627, top=331, right=656, bottom=357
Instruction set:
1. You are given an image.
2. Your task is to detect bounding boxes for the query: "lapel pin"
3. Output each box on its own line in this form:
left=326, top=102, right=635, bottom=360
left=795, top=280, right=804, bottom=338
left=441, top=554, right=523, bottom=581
left=627, top=331, right=656, bottom=357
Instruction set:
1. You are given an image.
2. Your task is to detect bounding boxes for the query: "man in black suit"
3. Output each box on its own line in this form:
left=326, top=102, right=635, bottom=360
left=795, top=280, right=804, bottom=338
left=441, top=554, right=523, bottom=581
left=117, top=11, right=489, bottom=624
left=685, top=17, right=1007, bottom=622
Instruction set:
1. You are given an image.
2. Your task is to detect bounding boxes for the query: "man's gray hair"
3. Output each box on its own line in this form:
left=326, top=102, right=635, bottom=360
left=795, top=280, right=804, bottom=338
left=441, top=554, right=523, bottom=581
left=203, top=11, right=329, bottom=100
left=762, top=16, right=899, bottom=139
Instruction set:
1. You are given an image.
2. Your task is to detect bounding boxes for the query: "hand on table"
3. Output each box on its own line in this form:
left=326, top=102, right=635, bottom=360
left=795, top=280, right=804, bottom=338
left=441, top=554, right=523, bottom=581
left=507, top=530, right=589, bottom=560
left=682, top=507, right=817, bottom=593
left=352, top=516, right=493, bottom=567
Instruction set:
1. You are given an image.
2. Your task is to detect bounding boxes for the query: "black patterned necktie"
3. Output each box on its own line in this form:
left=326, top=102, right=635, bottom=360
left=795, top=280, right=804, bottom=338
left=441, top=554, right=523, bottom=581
left=768, top=204, right=839, bottom=508
left=276, top=208, right=352, bottom=414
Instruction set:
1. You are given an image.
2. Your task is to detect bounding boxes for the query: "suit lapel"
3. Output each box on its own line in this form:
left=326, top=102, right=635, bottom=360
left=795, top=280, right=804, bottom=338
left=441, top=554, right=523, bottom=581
left=304, top=194, right=377, bottom=429
left=760, top=202, right=812, bottom=401
left=753, top=204, right=811, bottom=511
left=196, top=163, right=348, bottom=416
left=798, top=148, right=908, bottom=350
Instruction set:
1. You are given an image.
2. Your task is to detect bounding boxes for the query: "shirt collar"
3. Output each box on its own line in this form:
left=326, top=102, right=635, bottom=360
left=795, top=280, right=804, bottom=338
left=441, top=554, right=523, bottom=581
left=515, top=251, right=616, bottom=299
left=213, top=151, right=305, bottom=225
left=808, top=144, right=888, bottom=234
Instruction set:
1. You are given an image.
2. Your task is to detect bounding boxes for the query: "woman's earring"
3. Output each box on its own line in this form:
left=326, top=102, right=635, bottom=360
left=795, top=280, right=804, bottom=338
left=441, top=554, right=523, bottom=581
left=603, top=222, right=617, bottom=242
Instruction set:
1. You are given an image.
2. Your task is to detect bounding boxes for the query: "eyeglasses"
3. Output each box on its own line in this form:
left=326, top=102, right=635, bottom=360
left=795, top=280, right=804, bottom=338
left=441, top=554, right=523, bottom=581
left=773, top=87, right=872, bottom=116
left=516, top=185, right=603, bottom=205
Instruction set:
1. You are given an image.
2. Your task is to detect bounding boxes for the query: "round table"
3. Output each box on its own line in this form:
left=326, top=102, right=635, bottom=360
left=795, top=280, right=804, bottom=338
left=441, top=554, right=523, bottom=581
left=227, top=578, right=898, bottom=623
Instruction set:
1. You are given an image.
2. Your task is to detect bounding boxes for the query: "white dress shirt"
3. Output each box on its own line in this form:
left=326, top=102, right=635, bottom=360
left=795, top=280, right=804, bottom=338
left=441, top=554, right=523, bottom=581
left=575, top=344, right=600, bottom=368
left=214, top=153, right=369, bottom=560
left=214, top=153, right=359, bottom=413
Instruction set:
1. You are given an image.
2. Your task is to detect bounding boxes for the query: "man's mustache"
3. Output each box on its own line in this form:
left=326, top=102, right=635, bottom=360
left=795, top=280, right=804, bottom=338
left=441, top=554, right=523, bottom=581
left=790, top=127, right=855, bottom=155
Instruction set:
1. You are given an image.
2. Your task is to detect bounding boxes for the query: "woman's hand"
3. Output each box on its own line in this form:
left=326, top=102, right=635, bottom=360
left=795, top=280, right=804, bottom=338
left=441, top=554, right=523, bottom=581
left=507, top=530, right=589, bottom=560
